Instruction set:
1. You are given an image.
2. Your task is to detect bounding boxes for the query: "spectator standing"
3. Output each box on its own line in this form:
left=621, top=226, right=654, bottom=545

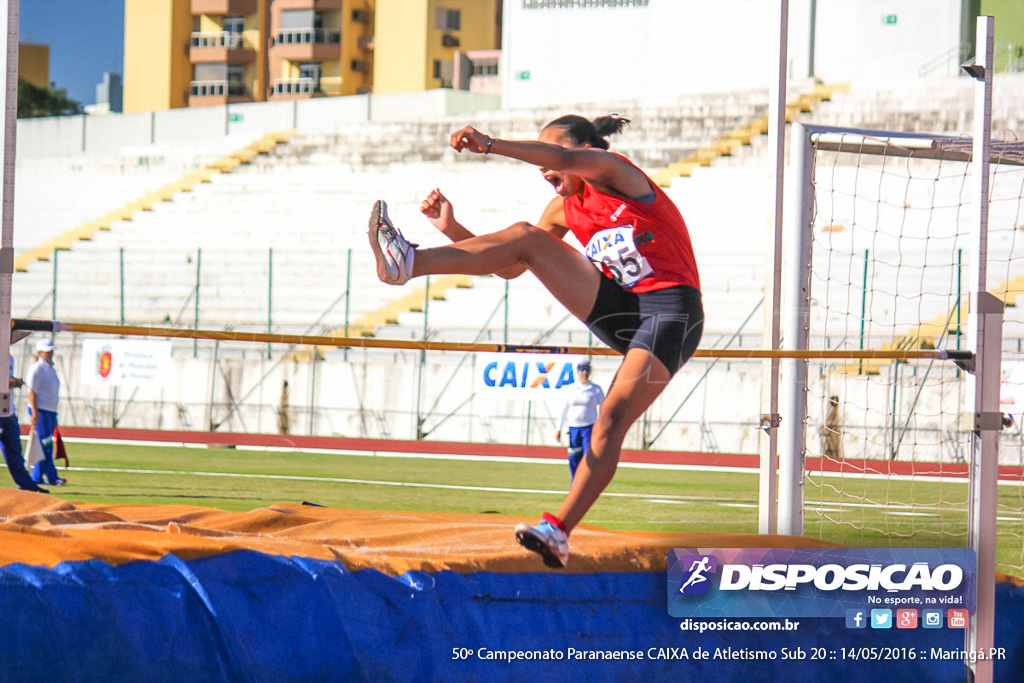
left=556, top=360, right=605, bottom=482
left=0, top=355, right=47, bottom=492
left=26, top=338, right=64, bottom=486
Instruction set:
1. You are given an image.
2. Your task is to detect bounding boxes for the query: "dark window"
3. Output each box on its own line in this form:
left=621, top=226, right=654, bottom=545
left=523, top=0, right=648, bottom=8
left=472, top=59, right=499, bottom=76
left=224, top=16, right=244, bottom=34
left=227, top=65, right=246, bottom=96
left=435, top=8, right=461, bottom=30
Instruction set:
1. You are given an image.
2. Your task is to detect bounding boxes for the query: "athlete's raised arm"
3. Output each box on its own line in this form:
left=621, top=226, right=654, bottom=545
left=449, top=122, right=651, bottom=200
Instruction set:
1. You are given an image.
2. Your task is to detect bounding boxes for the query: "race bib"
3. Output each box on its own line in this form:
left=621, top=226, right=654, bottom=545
left=584, top=226, right=653, bottom=288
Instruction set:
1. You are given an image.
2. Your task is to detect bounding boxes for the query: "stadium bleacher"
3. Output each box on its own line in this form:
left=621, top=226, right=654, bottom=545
left=9, top=76, right=1024, bottom=448
left=14, top=79, right=1024, bottom=338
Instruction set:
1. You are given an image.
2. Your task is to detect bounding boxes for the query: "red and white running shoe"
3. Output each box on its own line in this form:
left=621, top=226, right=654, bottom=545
left=368, top=199, right=415, bottom=285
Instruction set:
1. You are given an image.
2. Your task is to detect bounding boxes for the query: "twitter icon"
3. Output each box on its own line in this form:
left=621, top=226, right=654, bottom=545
left=871, top=609, right=893, bottom=629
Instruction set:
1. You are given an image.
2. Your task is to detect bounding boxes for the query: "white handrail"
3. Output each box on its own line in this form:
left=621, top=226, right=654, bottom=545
left=190, top=31, right=245, bottom=50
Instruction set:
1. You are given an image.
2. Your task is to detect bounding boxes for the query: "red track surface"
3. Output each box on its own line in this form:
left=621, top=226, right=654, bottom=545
left=44, top=426, right=1024, bottom=481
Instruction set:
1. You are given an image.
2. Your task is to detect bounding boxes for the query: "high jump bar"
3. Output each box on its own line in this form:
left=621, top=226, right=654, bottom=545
left=12, top=318, right=974, bottom=362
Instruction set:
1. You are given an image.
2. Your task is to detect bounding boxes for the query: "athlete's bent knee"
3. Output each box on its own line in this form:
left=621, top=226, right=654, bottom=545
left=502, top=221, right=543, bottom=242
left=497, top=222, right=548, bottom=262
left=593, top=403, right=634, bottom=444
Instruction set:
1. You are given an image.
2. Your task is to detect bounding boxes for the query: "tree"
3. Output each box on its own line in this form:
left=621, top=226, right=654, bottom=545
left=17, top=77, right=82, bottom=118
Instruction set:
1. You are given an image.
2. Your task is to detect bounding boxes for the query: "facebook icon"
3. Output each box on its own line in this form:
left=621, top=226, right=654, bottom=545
left=846, top=609, right=867, bottom=629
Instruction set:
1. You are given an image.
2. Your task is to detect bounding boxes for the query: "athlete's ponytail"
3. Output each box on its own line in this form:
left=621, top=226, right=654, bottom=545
left=544, top=113, right=631, bottom=150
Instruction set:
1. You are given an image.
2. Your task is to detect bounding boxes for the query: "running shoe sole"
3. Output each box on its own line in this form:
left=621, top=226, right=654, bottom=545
left=368, top=199, right=392, bottom=282
left=515, top=524, right=567, bottom=568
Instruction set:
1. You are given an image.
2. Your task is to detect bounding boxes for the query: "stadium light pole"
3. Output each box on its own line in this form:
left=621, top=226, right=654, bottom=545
left=758, top=0, right=790, bottom=534
left=807, top=0, right=816, bottom=78
left=0, top=0, right=18, bottom=417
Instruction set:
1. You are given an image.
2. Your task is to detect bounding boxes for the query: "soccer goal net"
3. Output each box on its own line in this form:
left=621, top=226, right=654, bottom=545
left=788, top=124, right=1024, bottom=578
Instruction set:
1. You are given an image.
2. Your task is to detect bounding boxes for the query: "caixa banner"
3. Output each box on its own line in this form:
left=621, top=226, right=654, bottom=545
left=476, top=353, right=585, bottom=400
left=667, top=548, right=976, bottom=618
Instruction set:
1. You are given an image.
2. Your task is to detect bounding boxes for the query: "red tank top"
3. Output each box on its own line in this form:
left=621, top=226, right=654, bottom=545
left=561, top=155, right=700, bottom=293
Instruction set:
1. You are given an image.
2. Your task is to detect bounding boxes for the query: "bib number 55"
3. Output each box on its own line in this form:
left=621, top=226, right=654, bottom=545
left=585, top=226, right=653, bottom=288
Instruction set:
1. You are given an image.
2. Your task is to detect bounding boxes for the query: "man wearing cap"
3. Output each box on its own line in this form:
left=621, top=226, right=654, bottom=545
left=555, top=360, right=605, bottom=482
left=26, top=338, right=64, bottom=486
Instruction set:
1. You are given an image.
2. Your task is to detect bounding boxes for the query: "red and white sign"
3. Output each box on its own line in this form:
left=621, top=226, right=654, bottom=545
left=80, top=339, right=172, bottom=387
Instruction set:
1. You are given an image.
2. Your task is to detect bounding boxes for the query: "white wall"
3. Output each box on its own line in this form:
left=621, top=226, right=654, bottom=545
left=813, top=1, right=962, bottom=80
left=152, top=105, right=227, bottom=147
left=501, top=0, right=810, bottom=108
left=226, top=101, right=297, bottom=138
left=84, top=112, right=153, bottom=154
left=16, top=115, right=85, bottom=158
left=14, top=90, right=501, bottom=160
left=295, top=95, right=371, bottom=132
left=500, top=0, right=963, bottom=109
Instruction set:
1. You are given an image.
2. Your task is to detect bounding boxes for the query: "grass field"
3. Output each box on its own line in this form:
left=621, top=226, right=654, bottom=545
left=46, top=440, right=1024, bottom=577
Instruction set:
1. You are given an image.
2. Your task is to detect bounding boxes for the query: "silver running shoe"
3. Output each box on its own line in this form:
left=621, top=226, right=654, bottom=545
left=368, top=199, right=414, bottom=285
left=515, top=520, right=569, bottom=568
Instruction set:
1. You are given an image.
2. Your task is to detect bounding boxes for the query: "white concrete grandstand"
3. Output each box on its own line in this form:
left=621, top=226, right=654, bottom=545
left=8, top=77, right=1024, bottom=453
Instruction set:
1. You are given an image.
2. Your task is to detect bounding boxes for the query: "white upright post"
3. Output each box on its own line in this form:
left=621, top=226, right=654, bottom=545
left=965, top=15, right=999, bottom=683
left=758, top=0, right=790, bottom=534
left=0, top=0, right=19, bottom=413
left=967, top=291, right=1002, bottom=683
left=778, top=124, right=814, bottom=536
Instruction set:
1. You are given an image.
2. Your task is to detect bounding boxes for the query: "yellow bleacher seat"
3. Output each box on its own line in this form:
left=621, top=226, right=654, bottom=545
left=13, top=132, right=296, bottom=272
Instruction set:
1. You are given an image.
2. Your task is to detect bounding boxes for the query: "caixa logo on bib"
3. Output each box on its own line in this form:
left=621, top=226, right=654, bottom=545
left=476, top=353, right=584, bottom=400
left=667, top=548, right=976, bottom=618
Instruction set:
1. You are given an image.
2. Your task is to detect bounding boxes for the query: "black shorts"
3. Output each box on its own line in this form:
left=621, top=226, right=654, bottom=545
left=583, top=276, right=703, bottom=375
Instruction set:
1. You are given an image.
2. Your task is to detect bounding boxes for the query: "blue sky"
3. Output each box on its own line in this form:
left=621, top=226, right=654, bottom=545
left=20, top=0, right=124, bottom=106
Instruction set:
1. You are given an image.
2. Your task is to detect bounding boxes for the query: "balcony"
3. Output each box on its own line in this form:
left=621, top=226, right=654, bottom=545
left=271, top=78, right=325, bottom=99
left=274, top=27, right=341, bottom=45
left=189, top=79, right=253, bottom=106
left=271, top=27, right=341, bottom=60
left=191, top=0, right=257, bottom=15
left=271, top=0, right=343, bottom=8
left=192, top=31, right=244, bottom=49
left=190, top=31, right=256, bottom=64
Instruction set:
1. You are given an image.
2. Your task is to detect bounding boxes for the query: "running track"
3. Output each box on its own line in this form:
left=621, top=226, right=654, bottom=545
left=48, top=426, right=1024, bottom=482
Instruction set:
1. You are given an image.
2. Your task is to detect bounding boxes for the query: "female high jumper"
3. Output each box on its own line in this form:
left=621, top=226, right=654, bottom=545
left=368, top=114, right=703, bottom=567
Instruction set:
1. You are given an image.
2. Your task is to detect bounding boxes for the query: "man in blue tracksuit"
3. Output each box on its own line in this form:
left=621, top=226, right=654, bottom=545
left=26, top=338, right=64, bottom=487
left=1, top=355, right=47, bottom=492
left=555, top=360, right=605, bottom=482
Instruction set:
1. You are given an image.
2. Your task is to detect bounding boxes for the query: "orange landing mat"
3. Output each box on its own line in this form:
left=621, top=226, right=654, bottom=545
left=0, top=489, right=842, bottom=574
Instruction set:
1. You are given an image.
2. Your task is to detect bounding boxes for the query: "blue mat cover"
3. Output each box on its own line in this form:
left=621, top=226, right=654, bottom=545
left=1, top=550, right=1022, bottom=682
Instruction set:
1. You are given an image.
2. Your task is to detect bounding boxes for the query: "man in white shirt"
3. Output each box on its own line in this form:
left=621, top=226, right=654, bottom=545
left=555, top=360, right=605, bottom=482
left=26, top=338, right=64, bottom=486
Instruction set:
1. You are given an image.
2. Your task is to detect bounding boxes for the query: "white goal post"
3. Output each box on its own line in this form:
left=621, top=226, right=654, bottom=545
left=780, top=119, right=1011, bottom=683
left=775, top=18, right=1022, bottom=681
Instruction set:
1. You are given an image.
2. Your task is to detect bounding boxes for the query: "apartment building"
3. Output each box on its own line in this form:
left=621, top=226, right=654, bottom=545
left=124, top=0, right=193, bottom=112
left=124, top=0, right=376, bottom=113
left=19, top=43, right=50, bottom=90
left=372, top=0, right=501, bottom=94
left=188, top=0, right=269, bottom=107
